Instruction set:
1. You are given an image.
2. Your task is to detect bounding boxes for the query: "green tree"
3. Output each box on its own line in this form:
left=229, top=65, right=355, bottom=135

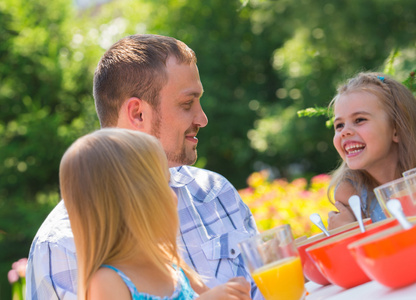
left=0, top=0, right=159, bottom=296
left=244, top=0, right=416, bottom=181
left=142, top=0, right=296, bottom=187
left=0, top=0, right=100, bottom=295
left=134, top=0, right=416, bottom=186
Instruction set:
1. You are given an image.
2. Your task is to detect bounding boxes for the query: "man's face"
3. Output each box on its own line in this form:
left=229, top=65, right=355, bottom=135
left=150, top=57, right=208, bottom=167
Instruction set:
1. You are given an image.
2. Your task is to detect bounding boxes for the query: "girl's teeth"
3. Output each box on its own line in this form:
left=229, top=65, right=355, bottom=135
left=348, top=149, right=362, bottom=154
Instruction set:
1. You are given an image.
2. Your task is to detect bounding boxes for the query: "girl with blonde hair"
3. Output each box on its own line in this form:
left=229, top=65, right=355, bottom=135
left=60, top=128, right=250, bottom=300
left=327, top=72, right=416, bottom=229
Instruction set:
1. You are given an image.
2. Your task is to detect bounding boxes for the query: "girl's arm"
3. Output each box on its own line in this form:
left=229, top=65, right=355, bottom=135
left=185, top=269, right=210, bottom=295
left=184, top=267, right=251, bottom=300
left=88, top=268, right=132, bottom=300
left=327, top=181, right=361, bottom=230
left=196, top=277, right=251, bottom=300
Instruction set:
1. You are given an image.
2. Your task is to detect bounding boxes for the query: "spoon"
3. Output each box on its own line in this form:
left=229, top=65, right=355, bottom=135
left=310, top=213, right=331, bottom=237
left=348, top=195, right=365, bottom=232
left=387, top=199, right=413, bottom=230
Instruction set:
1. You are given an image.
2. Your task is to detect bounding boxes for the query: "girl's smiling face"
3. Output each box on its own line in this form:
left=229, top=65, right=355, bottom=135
left=333, top=91, right=399, bottom=182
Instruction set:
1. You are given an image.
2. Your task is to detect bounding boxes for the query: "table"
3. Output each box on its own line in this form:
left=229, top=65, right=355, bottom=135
left=305, top=280, right=416, bottom=300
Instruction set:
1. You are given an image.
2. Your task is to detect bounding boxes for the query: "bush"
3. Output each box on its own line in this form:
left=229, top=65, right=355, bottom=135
left=239, top=171, right=334, bottom=238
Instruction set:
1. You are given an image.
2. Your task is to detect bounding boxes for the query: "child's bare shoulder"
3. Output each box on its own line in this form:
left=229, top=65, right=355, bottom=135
left=334, top=181, right=358, bottom=206
left=89, top=267, right=131, bottom=299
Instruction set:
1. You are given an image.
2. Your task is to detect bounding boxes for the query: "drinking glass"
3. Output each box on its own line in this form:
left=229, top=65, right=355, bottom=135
left=238, top=224, right=305, bottom=300
left=374, top=173, right=416, bottom=218
left=403, top=167, right=416, bottom=177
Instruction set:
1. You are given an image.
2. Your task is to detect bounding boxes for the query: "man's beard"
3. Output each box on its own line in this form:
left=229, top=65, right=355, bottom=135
left=167, top=145, right=197, bottom=166
left=150, top=111, right=197, bottom=166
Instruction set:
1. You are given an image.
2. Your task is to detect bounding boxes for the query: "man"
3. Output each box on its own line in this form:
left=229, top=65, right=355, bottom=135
left=26, top=34, right=261, bottom=299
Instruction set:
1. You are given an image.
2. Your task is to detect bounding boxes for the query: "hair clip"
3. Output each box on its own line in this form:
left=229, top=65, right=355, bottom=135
left=377, top=76, right=385, bottom=82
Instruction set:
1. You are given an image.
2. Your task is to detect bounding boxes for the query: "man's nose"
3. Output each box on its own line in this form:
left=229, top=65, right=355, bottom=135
left=195, top=103, right=208, bottom=128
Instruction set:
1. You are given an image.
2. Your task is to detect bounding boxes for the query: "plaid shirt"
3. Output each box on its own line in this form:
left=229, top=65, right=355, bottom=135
left=26, top=200, right=77, bottom=300
left=26, top=165, right=262, bottom=299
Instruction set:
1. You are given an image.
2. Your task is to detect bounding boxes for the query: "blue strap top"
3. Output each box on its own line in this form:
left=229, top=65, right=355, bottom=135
left=341, top=179, right=387, bottom=222
left=101, top=264, right=198, bottom=300
left=359, top=185, right=387, bottom=222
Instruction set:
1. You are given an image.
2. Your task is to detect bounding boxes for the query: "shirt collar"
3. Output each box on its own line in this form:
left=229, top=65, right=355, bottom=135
left=169, top=165, right=227, bottom=203
left=169, top=166, right=195, bottom=187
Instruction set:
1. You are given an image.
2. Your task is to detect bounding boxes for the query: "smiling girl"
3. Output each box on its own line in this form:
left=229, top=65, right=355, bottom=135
left=326, top=72, right=416, bottom=229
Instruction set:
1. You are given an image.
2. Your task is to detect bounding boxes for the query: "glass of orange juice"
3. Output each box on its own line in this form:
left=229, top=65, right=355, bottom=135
left=374, top=174, right=416, bottom=218
left=403, top=167, right=416, bottom=177
left=238, top=224, right=305, bottom=300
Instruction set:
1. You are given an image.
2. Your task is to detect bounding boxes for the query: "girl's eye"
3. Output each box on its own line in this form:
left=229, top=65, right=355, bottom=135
left=355, top=117, right=366, bottom=123
left=334, top=123, right=344, bottom=130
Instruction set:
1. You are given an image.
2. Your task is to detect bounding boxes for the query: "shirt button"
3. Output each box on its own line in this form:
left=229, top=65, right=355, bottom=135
left=230, top=249, right=235, bottom=255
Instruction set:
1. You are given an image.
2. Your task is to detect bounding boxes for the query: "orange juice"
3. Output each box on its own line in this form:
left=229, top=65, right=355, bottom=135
left=252, top=256, right=305, bottom=300
left=391, top=191, right=416, bottom=217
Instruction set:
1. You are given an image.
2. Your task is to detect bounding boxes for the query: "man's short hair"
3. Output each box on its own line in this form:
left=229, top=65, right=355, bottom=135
left=93, top=34, right=197, bottom=127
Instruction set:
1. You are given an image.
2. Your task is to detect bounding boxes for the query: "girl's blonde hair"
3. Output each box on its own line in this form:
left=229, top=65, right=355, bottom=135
left=60, top=128, right=191, bottom=299
left=328, top=72, right=416, bottom=209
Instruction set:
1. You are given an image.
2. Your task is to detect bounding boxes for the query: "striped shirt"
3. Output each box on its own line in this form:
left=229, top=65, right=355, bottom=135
left=26, top=165, right=262, bottom=299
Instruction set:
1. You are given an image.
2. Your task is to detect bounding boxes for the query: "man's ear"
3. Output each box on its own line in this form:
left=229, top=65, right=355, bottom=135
left=118, top=97, right=152, bottom=130
left=125, top=97, right=145, bottom=129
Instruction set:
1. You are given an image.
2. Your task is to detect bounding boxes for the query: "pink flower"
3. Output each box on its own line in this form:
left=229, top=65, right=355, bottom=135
left=8, top=269, right=19, bottom=284
left=12, top=258, right=28, bottom=278
left=311, top=174, right=331, bottom=184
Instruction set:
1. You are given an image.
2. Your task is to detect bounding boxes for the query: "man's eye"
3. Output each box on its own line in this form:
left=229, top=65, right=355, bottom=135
left=182, top=101, right=193, bottom=109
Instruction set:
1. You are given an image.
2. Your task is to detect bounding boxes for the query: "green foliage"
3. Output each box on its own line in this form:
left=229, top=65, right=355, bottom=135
left=0, top=0, right=100, bottom=295
left=383, top=48, right=401, bottom=76
left=297, top=107, right=333, bottom=128
left=245, top=0, right=416, bottom=181
left=402, top=70, right=416, bottom=93
left=296, top=50, right=416, bottom=129
left=0, top=0, right=162, bottom=295
left=142, top=0, right=290, bottom=187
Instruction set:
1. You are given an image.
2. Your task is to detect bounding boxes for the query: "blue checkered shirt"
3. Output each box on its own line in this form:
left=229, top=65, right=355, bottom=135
left=26, top=165, right=262, bottom=299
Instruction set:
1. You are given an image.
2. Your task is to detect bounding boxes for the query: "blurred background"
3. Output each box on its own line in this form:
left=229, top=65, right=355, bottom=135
left=1, top=0, right=416, bottom=297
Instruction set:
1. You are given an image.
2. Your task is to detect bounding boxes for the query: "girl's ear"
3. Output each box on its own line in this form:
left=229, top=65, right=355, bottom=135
left=393, top=128, right=399, bottom=143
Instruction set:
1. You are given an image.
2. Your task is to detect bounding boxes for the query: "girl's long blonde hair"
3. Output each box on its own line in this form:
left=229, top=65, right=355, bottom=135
left=328, top=72, right=416, bottom=209
left=60, top=128, right=192, bottom=299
